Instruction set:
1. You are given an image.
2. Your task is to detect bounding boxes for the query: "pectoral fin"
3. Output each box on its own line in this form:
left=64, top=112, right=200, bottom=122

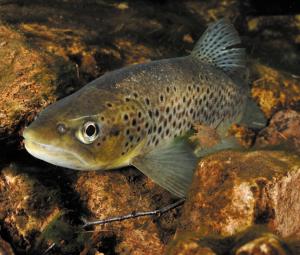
left=132, top=138, right=197, bottom=198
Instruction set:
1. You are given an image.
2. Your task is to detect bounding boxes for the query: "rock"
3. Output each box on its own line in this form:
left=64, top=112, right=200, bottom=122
left=256, top=110, right=300, bottom=153
left=74, top=168, right=178, bottom=255
left=0, top=164, right=63, bottom=253
left=165, top=232, right=217, bottom=255
left=250, top=63, right=300, bottom=118
left=167, top=226, right=294, bottom=255
left=177, top=151, right=300, bottom=238
left=234, top=234, right=290, bottom=255
left=0, top=24, right=76, bottom=144
left=245, top=16, right=300, bottom=76
left=0, top=236, right=15, bottom=255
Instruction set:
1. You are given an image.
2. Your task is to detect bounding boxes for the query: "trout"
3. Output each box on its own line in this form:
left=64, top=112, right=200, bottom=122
left=23, top=19, right=265, bottom=197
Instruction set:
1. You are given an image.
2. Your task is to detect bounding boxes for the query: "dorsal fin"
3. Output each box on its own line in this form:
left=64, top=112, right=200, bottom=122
left=191, top=19, right=246, bottom=78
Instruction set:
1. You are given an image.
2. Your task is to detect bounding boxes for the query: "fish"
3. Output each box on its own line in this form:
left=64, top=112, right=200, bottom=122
left=23, top=19, right=265, bottom=197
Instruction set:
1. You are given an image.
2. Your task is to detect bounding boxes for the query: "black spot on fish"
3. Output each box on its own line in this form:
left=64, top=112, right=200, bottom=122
left=158, top=126, right=162, bottom=134
left=123, top=114, right=129, bottom=121
left=137, top=126, right=141, bottom=132
left=126, top=129, right=130, bottom=135
left=106, top=103, right=113, bottom=108
left=145, top=122, right=149, bottom=128
left=133, top=92, right=138, bottom=98
left=160, top=95, right=164, bottom=102
left=132, top=119, right=137, bottom=126
left=138, top=112, right=142, bottom=118
left=166, top=107, right=170, bottom=114
left=148, top=110, right=152, bottom=118
left=166, top=86, right=170, bottom=93
left=145, top=98, right=150, bottom=105
left=110, top=127, right=120, bottom=136
left=129, top=135, right=134, bottom=142
left=125, top=97, right=130, bottom=102
left=192, top=111, right=196, bottom=119
left=163, top=119, right=167, bottom=127
left=155, top=109, right=159, bottom=117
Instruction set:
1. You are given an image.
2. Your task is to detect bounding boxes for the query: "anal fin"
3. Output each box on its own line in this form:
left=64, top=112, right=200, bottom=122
left=132, top=138, right=197, bottom=198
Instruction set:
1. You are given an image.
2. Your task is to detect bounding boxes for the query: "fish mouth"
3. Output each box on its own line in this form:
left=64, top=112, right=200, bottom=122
left=24, top=138, right=91, bottom=170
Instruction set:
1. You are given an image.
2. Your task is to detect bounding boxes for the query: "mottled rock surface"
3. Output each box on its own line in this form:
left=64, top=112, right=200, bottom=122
left=0, top=24, right=76, bottom=145
left=75, top=168, right=178, bottom=255
left=167, top=227, right=295, bottom=255
left=0, top=164, right=62, bottom=253
left=256, top=110, right=300, bottom=153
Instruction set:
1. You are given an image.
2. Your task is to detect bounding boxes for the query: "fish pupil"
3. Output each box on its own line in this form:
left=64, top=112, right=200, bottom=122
left=85, top=124, right=97, bottom=137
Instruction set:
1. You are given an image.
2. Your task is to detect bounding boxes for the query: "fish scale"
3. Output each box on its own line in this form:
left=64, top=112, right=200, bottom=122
left=23, top=19, right=265, bottom=198
left=116, top=57, right=245, bottom=156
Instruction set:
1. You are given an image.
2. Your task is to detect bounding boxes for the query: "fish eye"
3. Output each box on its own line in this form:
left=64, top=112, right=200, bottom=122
left=82, top=121, right=99, bottom=144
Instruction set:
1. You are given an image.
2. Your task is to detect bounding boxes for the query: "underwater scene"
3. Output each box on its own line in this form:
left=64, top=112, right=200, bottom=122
left=0, top=0, right=299, bottom=254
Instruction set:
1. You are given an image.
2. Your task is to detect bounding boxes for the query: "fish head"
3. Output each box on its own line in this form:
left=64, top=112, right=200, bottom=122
left=23, top=86, right=147, bottom=170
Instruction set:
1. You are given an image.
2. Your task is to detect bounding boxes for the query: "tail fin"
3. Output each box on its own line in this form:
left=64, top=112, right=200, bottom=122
left=191, top=19, right=246, bottom=81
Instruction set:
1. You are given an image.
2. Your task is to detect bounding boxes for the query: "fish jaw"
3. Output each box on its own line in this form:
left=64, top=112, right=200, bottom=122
left=23, top=125, right=103, bottom=170
left=24, top=138, right=90, bottom=170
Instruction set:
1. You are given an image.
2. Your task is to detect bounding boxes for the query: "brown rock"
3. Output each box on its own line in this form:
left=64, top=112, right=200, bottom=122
left=177, top=151, right=300, bottom=238
left=0, top=24, right=76, bottom=143
left=234, top=234, right=290, bottom=255
left=165, top=232, right=217, bottom=255
left=256, top=110, right=300, bottom=153
left=0, top=236, right=15, bottom=255
left=0, top=164, right=62, bottom=252
left=250, top=63, right=300, bottom=118
left=74, top=168, right=178, bottom=255
left=167, top=226, right=295, bottom=255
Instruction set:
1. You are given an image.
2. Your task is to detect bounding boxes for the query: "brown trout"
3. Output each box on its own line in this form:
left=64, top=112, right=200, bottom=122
left=23, top=19, right=265, bottom=197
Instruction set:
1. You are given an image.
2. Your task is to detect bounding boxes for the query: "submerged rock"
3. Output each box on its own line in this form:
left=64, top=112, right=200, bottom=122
left=0, top=23, right=76, bottom=145
left=177, top=150, right=300, bottom=238
left=167, top=226, right=294, bottom=255
left=256, top=110, right=300, bottom=153
left=74, top=168, right=178, bottom=255
left=250, top=63, right=300, bottom=118
left=0, top=164, right=63, bottom=253
left=0, top=236, right=15, bottom=255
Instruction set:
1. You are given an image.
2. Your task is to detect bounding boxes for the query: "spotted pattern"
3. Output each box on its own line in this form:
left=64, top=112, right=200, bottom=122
left=94, top=57, right=245, bottom=158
